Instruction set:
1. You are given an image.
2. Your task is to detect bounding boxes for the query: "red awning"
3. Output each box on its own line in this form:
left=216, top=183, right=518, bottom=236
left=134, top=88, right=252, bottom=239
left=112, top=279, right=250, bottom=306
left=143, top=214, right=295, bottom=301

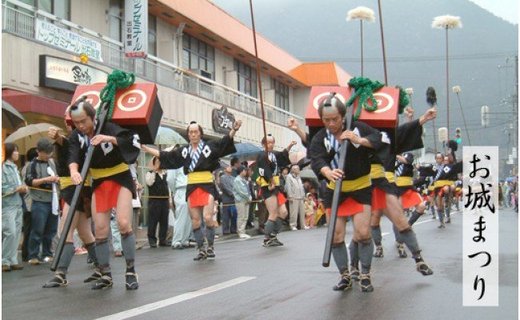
left=304, top=86, right=352, bottom=127
left=2, top=89, right=68, bottom=118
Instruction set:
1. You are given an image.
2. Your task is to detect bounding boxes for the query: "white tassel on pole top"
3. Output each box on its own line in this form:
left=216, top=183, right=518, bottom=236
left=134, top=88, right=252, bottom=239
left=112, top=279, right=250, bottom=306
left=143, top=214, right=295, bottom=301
left=432, top=14, right=462, bottom=149
left=347, top=6, right=375, bottom=77
left=432, top=15, right=462, bottom=29
left=346, top=6, right=375, bottom=22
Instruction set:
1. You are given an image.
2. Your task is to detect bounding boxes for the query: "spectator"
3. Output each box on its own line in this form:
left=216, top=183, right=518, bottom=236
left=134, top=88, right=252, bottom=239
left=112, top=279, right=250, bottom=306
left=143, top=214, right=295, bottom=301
left=304, top=193, right=316, bottom=229
left=2, top=143, right=28, bottom=271
left=25, top=138, right=59, bottom=265
left=145, top=157, right=170, bottom=247
left=20, top=147, right=38, bottom=262
left=285, top=165, right=306, bottom=230
left=167, top=163, right=193, bottom=249
left=233, top=165, right=252, bottom=239
left=219, top=165, right=237, bottom=235
left=230, top=156, right=241, bottom=177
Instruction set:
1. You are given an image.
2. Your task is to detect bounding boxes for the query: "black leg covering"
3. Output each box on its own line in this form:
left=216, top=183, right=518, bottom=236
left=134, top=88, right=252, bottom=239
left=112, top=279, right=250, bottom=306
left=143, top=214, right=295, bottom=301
left=408, top=210, right=421, bottom=226
left=371, top=226, right=382, bottom=246
left=348, top=240, right=359, bottom=268
left=56, top=242, right=75, bottom=274
left=399, top=228, right=421, bottom=257
left=121, top=231, right=136, bottom=269
left=331, top=242, right=349, bottom=274
left=95, top=238, right=111, bottom=273
left=358, top=239, right=374, bottom=274
left=85, top=242, right=98, bottom=266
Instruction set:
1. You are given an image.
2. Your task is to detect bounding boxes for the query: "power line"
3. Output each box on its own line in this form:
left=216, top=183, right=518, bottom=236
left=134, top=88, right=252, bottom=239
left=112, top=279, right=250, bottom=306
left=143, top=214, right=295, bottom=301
left=297, top=52, right=516, bottom=63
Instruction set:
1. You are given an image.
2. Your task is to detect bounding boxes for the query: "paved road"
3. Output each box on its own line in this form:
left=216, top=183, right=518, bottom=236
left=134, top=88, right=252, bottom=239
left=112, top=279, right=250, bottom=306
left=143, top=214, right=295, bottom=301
left=2, top=208, right=517, bottom=320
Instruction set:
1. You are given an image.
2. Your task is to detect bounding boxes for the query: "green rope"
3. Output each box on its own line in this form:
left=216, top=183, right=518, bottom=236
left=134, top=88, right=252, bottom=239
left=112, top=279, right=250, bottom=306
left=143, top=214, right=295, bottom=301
left=98, top=69, right=135, bottom=120
left=345, top=77, right=384, bottom=121
left=396, top=86, right=409, bottom=114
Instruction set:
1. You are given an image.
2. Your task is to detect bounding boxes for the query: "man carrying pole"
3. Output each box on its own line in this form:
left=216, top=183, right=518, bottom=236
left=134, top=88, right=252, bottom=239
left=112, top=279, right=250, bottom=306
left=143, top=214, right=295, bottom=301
left=309, top=93, right=382, bottom=292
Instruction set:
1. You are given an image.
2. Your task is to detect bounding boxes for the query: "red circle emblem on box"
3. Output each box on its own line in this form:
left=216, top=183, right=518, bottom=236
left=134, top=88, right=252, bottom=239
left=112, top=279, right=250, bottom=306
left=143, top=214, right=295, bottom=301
left=117, top=89, right=147, bottom=112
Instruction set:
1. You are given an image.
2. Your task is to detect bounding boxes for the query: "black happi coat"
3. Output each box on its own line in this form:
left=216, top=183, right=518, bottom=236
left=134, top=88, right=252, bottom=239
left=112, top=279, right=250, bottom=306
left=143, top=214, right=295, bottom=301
left=309, top=121, right=382, bottom=181
left=159, top=134, right=236, bottom=199
left=255, top=149, right=291, bottom=183
left=158, top=134, right=236, bottom=174
left=68, top=121, right=140, bottom=193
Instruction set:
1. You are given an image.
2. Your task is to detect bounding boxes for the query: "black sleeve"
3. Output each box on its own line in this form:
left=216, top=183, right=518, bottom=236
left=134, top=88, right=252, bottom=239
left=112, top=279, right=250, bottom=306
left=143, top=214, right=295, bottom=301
left=106, top=122, right=140, bottom=164
left=275, top=149, right=291, bottom=170
left=309, top=131, right=332, bottom=180
left=68, top=130, right=82, bottom=167
left=396, top=119, right=424, bottom=153
left=159, top=148, right=184, bottom=170
left=214, top=134, right=237, bottom=158
left=355, top=121, right=383, bottom=151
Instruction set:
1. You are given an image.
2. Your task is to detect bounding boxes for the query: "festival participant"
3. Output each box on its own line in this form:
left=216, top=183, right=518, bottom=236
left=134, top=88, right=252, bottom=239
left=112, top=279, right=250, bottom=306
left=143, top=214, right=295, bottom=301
left=362, top=107, right=435, bottom=275
left=142, top=120, right=242, bottom=260
left=309, top=93, right=383, bottom=292
left=432, top=153, right=461, bottom=226
left=395, top=152, right=427, bottom=227
left=68, top=98, right=141, bottom=290
left=255, top=136, right=295, bottom=247
left=43, top=118, right=100, bottom=288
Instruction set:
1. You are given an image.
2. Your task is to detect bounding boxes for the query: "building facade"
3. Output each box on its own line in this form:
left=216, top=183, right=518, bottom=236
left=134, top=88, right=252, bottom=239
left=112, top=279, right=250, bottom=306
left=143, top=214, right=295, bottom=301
left=2, top=0, right=352, bottom=222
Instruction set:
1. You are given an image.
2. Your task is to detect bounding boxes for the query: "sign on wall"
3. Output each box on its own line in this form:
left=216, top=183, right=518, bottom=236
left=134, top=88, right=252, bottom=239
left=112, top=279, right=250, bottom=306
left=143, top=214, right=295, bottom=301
left=212, top=105, right=236, bottom=134
left=39, top=55, right=108, bottom=92
left=125, top=0, right=148, bottom=58
left=35, top=19, right=103, bottom=61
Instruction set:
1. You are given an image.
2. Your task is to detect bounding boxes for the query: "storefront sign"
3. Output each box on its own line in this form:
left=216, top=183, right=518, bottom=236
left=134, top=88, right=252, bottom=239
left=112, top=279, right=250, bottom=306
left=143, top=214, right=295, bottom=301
left=125, top=0, right=148, bottom=58
left=35, top=19, right=103, bottom=61
left=39, top=55, right=108, bottom=92
left=212, top=106, right=235, bottom=134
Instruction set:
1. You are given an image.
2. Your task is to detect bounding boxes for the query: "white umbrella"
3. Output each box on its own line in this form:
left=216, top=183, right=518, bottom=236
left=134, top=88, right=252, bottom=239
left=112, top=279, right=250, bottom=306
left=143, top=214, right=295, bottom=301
left=154, top=126, right=187, bottom=146
left=4, top=123, right=55, bottom=154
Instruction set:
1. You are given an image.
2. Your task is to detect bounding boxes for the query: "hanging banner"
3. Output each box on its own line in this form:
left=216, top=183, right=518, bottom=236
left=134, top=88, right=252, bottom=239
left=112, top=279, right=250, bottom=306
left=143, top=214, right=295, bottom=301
left=35, top=19, right=103, bottom=62
left=125, top=0, right=148, bottom=58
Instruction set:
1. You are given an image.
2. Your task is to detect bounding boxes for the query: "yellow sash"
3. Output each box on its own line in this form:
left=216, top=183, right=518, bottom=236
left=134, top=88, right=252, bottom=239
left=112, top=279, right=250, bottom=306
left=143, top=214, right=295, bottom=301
left=187, top=171, right=213, bottom=184
left=396, top=176, right=414, bottom=187
left=370, top=164, right=385, bottom=179
left=326, top=174, right=371, bottom=192
left=89, top=163, right=129, bottom=180
left=256, top=175, right=280, bottom=187
left=434, top=180, right=453, bottom=188
left=385, top=172, right=395, bottom=183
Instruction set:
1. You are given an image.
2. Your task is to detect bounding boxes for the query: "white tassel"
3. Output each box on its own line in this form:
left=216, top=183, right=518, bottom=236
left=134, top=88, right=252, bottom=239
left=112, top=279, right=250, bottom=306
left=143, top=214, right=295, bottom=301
left=346, top=6, right=375, bottom=22
left=432, top=15, right=462, bottom=29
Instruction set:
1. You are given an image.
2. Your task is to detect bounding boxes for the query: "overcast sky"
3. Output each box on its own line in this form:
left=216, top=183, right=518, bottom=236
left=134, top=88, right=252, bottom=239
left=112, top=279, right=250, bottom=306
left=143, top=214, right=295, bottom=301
left=469, top=0, right=518, bottom=24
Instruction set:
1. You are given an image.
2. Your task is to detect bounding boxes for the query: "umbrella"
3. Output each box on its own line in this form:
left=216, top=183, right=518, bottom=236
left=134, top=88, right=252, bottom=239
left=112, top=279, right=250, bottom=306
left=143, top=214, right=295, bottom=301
left=300, top=168, right=318, bottom=180
left=4, top=123, right=55, bottom=154
left=154, top=126, right=187, bottom=146
left=2, top=100, right=26, bottom=130
left=231, top=142, right=263, bottom=159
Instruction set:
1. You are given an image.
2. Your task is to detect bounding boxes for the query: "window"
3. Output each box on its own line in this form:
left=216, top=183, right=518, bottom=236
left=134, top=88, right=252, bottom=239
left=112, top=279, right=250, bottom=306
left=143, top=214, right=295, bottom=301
left=10, top=0, right=70, bottom=19
left=234, top=59, right=257, bottom=98
left=182, top=34, right=215, bottom=80
left=108, top=0, right=123, bottom=42
left=148, top=15, right=157, bottom=56
left=272, top=79, right=290, bottom=110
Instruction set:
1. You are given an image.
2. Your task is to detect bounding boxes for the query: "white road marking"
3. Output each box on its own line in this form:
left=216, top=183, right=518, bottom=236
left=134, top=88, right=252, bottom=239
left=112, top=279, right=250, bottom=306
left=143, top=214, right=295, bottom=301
left=95, top=276, right=256, bottom=320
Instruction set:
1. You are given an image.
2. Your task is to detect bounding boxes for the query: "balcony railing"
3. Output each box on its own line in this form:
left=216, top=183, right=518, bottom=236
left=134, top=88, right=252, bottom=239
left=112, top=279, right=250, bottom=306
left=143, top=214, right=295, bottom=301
left=2, top=0, right=304, bottom=128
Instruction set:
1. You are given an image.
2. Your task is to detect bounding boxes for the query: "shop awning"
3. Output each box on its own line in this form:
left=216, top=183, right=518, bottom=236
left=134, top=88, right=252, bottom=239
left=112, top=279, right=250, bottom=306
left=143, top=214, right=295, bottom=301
left=2, top=89, right=68, bottom=118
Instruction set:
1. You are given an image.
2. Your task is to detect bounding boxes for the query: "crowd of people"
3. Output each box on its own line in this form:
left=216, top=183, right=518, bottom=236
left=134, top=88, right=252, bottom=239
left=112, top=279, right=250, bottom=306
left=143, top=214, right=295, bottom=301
left=2, top=94, right=517, bottom=295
